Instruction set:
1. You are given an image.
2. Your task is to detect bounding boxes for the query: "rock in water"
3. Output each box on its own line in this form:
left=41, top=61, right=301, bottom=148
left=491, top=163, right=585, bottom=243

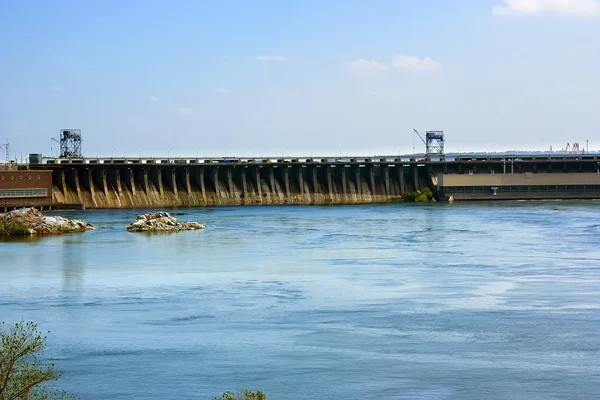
left=126, top=212, right=205, bottom=232
left=0, top=207, right=95, bottom=235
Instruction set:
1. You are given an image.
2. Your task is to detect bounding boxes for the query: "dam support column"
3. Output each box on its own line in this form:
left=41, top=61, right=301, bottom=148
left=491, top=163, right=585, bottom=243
left=211, top=168, right=221, bottom=204
left=142, top=169, right=149, bottom=195
left=101, top=169, right=109, bottom=197
left=156, top=169, right=164, bottom=197
left=197, top=168, right=207, bottom=205
left=355, top=167, right=362, bottom=199
left=83, top=169, right=96, bottom=206
left=241, top=168, right=248, bottom=203
left=185, top=168, right=194, bottom=204
left=341, top=166, right=347, bottom=201
left=227, top=168, right=234, bottom=200
left=255, top=168, right=262, bottom=202
left=269, top=168, right=276, bottom=198
left=298, top=167, right=304, bottom=198
left=369, top=165, right=376, bottom=197
left=399, top=166, right=406, bottom=194
left=326, top=166, right=334, bottom=202
left=413, top=165, right=419, bottom=191
left=169, top=169, right=177, bottom=198
left=283, top=167, right=290, bottom=197
left=87, top=169, right=97, bottom=206
left=115, top=169, right=123, bottom=196
left=383, top=166, right=390, bottom=197
left=122, top=169, right=135, bottom=196
left=312, top=167, right=319, bottom=195
left=60, top=170, right=67, bottom=197
left=72, top=169, right=83, bottom=204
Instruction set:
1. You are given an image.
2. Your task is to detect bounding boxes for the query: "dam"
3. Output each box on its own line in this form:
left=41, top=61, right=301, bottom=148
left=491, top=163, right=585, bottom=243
left=1, top=153, right=599, bottom=210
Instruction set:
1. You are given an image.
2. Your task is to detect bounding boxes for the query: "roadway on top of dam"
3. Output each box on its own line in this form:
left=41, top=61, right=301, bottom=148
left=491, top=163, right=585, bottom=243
left=39, top=153, right=599, bottom=167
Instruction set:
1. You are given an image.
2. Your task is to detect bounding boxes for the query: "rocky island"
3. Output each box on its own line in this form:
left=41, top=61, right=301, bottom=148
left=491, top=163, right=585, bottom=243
left=0, top=208, right=95, bottom=235
left=126, top=212, right=205, bottom=232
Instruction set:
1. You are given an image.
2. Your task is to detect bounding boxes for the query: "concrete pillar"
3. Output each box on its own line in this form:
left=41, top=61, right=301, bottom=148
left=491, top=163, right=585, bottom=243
left=212, top=168, right=221, bottom=204
left=102, top=169, right=109, bottom=197
left=398, top=166, right=405, bottom=194
left=60, top=170, right=67, bottom=197
left=241, top=168, right=248, bottom=202
left=157, top=169, right=164, bottom=196
left=88, top=170, right=96, bottom=203
left=341, top=166, right=347, bottom=196
left=255, top=168, right=262, bottom=199
left=269, top=168, right=276, bottom=196
left=142, top=169, right=149, bottom=195
left=129, top=169, right=136, bottom=196
left=73, top=169, right=82, bottom=203
left=185, top=168, right=194, bottom=203
left=115, top=169, right=122, bottom=196
left=298, top=167, right=304, bottom=196
left=170, top=169, right=177, bottom=197
left=413, top=165, right=419, bottom=191
left=284, top=167, right=290, bottom=197
left=326, top=166, right=333, bottom=201
left=355, top=167, right=362, bottom=196
left=312, top=167, right=319, bottom=194
left=383, top=166, right=390, bottom=196
left=227, top=168, right=234, bottom=198
left=369, top=165, right=376, bottom=196
left=198, top=168, right=207, bottom=204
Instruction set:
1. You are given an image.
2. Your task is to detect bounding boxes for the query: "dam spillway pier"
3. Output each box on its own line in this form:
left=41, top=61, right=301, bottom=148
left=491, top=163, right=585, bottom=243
left=1, top=154, right=600, bottom=210
left=42, top=157, right=431, bottom=208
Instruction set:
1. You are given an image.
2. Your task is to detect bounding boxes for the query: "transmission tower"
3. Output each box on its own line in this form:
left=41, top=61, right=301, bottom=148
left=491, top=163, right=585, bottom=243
left=0, top=141, right=8, bottom=168
left=56, top=129, right=82, bottom=158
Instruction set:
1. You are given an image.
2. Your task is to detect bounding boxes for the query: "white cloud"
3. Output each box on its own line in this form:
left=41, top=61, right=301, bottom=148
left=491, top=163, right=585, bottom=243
left=215, top=87, right=228, bottom=93
left=177, top=107, right=196, bottom=116
left=149, top=95, right=158, bottom=101
left=391, top=55, right=440, bottom=71
left=345, top=59, right=389, bottom=75
left=256, top=55, right=286, bottom=61
left=493, top=0, right=600, bottom=15
left=50, top=86, right=62, bottom=92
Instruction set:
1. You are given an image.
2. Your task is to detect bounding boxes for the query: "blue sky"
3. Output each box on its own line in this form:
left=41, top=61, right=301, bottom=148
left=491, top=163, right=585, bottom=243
left=1, top=0, right=599, bottom=159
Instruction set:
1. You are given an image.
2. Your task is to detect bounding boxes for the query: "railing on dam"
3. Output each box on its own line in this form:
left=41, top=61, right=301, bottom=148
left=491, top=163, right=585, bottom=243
left=42, top=155, right=424, bottom=165
left=39, top=153, right=598, bottom=166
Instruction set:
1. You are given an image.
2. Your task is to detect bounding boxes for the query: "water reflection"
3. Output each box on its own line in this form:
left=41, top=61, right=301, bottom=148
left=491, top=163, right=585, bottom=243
left=61, top=235, right=86, bottom=293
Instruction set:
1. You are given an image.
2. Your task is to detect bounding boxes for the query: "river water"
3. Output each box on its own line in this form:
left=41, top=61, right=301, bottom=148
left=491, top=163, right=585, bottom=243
left=1, top=202, right=599, bottom=399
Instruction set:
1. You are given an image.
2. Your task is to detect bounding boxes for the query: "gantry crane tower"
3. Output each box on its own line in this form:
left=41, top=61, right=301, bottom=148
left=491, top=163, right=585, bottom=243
left=52, top=129, right=82, bottom=158
left=413, top=129, right=445, bottom=157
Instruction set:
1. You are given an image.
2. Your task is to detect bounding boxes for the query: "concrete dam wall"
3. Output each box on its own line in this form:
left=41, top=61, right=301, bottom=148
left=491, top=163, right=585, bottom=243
left=50, top=163, right=431, bottom=208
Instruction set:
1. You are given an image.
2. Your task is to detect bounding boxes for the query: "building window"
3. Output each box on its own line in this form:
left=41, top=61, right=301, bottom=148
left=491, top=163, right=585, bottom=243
left=0, top=188, right=48, bottom=198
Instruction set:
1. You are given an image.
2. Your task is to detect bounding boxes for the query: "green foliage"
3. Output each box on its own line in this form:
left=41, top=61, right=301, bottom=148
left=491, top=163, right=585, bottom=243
left=0, top=220, right=31, bottom=236
left=0, top=321, right=76, bottom=400
left=214, top=389, right=267, bottom=400
left=399, top=187, right=435, bottom=203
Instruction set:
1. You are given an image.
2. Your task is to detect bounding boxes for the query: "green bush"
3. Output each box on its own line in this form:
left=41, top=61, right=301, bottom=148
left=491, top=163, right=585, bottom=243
left=214, top=390, right=267, bottom=400
left=399, top=187, right=435, bottom=202
left=0, top=220, right=31, bottom=236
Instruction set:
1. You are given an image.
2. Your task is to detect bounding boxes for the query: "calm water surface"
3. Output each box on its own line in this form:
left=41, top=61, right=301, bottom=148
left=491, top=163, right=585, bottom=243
left=1, top=202, right=599, bottom=399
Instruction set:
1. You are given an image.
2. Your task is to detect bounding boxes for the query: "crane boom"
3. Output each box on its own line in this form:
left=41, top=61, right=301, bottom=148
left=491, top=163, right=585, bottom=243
left=413, top=129, right=427, bottom=146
